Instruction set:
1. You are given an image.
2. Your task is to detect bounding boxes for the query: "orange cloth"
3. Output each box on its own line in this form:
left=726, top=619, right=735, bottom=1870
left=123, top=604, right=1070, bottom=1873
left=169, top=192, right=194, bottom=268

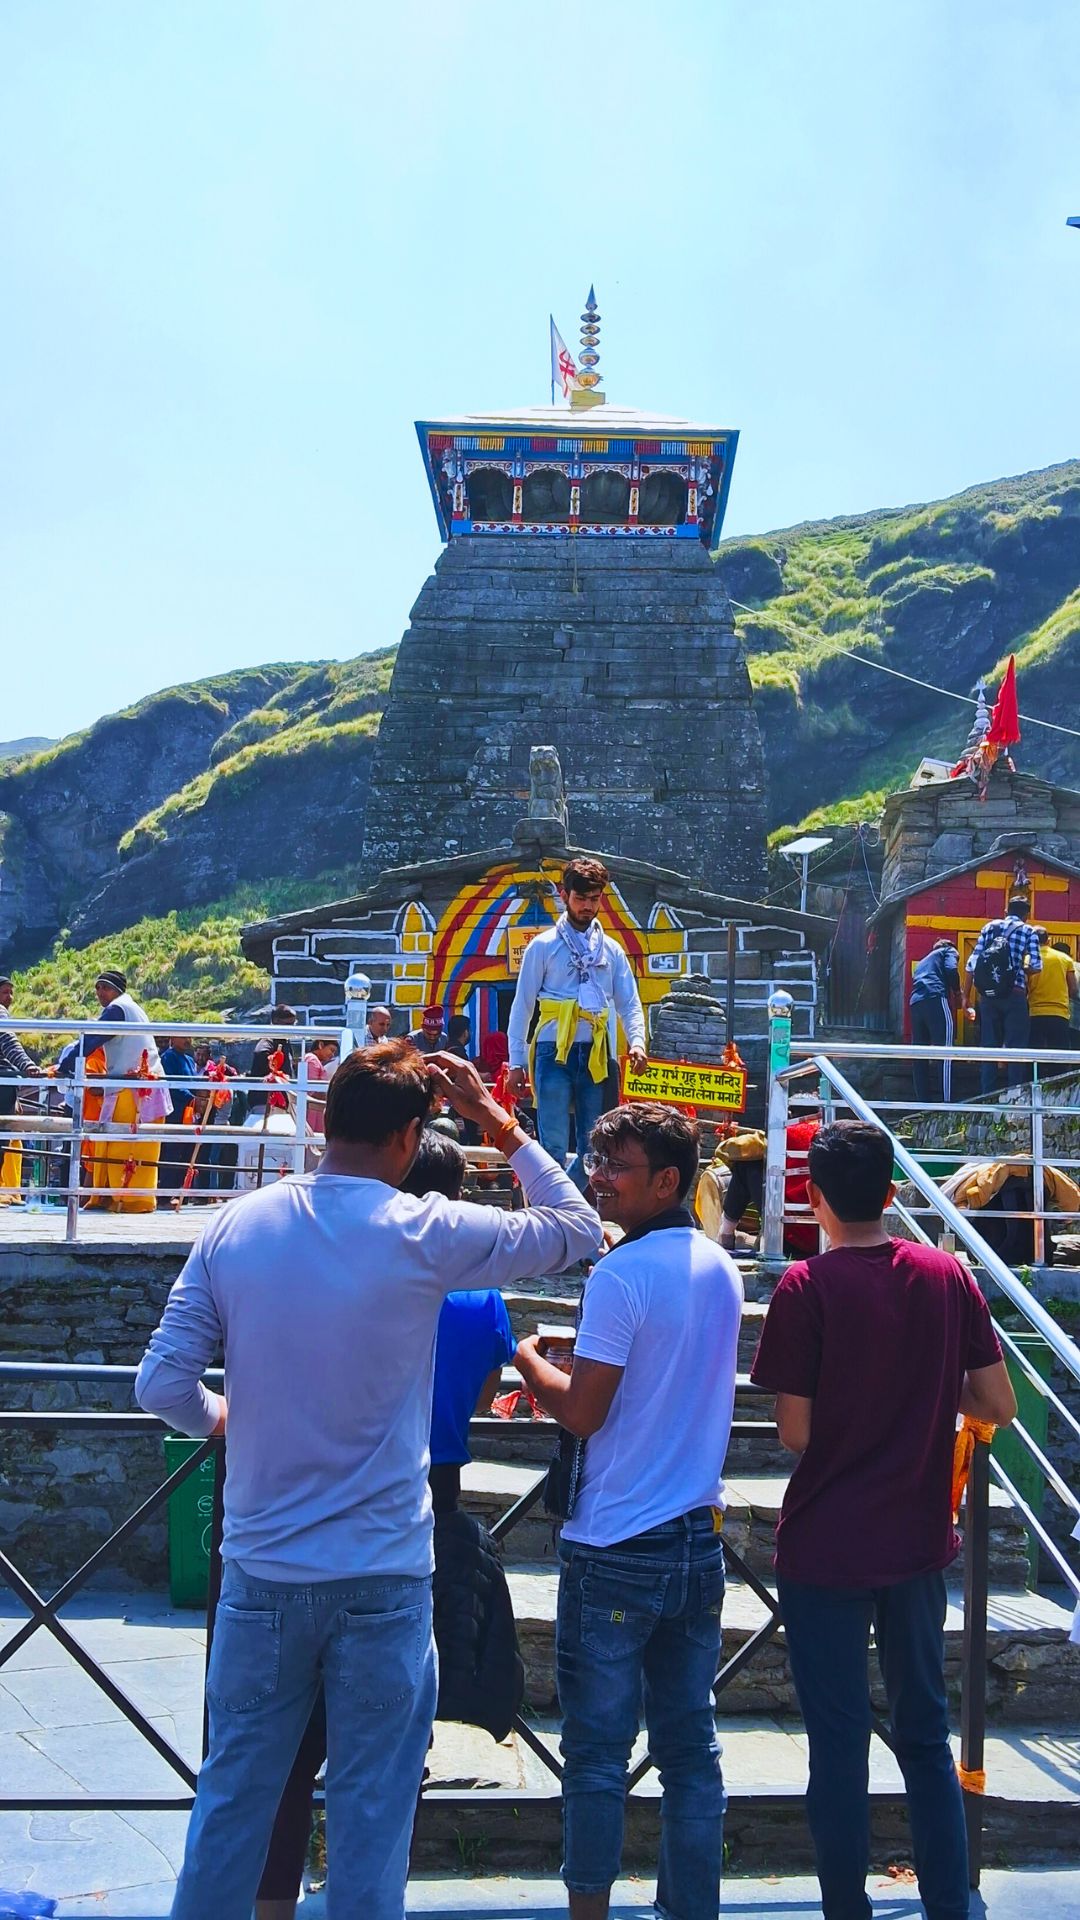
left=91, top=1085, right=160, bottom=1212
left=950, top=1415, right=996, bottom=1523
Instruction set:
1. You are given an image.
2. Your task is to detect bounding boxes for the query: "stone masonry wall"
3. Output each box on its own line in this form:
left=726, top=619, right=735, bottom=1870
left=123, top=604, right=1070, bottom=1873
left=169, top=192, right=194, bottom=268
left=0, top=1245, right=187, bottom=1589
left=881, top=769, right=1080, bottom=901
left=360, top=537, right=768, bottom=898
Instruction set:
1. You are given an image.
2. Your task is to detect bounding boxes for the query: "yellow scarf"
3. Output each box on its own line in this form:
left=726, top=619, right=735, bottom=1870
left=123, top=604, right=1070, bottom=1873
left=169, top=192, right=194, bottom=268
left=529, top=997, right=610, bottom=1089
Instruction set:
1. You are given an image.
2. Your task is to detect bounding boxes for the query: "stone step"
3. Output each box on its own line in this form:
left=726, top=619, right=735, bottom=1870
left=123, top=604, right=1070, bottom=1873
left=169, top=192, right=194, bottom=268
left=462, top=1461, right=1032, bottom=1587
left=499, top=1565, right=1080, bottom=1726
left=305, top=1868, right=1080, bottom=1915
left=408, top=1716, right=1080, bottom=1874
left=502, top=1294, right=769, bottom=1369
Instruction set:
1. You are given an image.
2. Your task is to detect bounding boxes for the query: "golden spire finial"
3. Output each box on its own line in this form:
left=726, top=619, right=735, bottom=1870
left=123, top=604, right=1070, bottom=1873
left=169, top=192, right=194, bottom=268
left=570, top=285, right=606, bottom=410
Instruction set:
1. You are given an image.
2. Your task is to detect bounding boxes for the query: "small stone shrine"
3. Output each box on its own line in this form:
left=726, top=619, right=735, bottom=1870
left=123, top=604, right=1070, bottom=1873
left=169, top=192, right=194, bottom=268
left=867, top=685, right=1080, bottom=1035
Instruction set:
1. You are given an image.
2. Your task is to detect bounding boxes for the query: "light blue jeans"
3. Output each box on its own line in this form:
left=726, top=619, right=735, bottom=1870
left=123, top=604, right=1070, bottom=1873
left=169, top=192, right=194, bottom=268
left=171, top=1562, right=436, bottom=1920
left=557, top=1512, right=726, bottom=1918
left=533, top=1040, right=611, bottom=1191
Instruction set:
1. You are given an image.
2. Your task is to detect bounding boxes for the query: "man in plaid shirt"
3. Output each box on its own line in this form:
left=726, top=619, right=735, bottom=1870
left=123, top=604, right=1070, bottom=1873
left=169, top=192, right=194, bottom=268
left=962, top=894, right=1041, bottom=1094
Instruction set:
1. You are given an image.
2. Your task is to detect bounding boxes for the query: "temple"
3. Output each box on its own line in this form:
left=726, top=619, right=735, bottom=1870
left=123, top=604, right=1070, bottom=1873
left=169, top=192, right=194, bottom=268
left=358, top=290, right=767, bottom=896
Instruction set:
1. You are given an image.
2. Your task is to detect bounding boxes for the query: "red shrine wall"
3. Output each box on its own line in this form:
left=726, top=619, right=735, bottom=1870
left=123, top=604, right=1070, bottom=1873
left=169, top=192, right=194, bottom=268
left=889, top=857, right=1080, bottom=1037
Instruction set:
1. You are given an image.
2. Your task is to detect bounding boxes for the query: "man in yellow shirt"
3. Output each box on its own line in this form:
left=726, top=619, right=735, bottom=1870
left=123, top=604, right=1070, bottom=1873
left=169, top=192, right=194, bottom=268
left=1028, top=931, right=1078, bottom=1053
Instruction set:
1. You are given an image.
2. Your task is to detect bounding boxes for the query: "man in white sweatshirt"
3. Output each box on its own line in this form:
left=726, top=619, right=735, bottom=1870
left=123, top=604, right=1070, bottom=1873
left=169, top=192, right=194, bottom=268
left=136, top=1040, right=600, bottom=1920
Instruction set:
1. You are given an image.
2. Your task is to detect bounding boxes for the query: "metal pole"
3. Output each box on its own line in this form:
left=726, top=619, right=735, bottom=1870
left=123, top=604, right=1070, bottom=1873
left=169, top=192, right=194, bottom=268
left=1031, top=1069, right=1046, bottom=1267
left=202, top=1436, right=226, bottom=1761
left=292, top=1051, right=309, bottom=1178
left=65, top=1050, right=86, bottom=1245
left=725, top=922, right=737, bottom=1046
left=959, top=1436, right=990, bottom=1888
left=763, top=991, right=794, bottom=1260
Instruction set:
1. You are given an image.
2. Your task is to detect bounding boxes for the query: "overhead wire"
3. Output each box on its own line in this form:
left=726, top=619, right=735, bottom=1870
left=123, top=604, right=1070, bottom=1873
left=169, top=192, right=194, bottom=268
left=727, top=599, right=1080, bottom=742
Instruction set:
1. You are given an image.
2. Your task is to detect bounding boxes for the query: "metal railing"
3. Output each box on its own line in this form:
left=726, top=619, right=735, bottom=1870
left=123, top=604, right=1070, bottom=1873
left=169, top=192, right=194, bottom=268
left=761, top=1027, right=1080, bottom=1882
left=768, top=1040, right=1080, bottom=1265
left=0, top=1018, right=351, bottom=1240
left=0, top=1362, right=781, bottom=1813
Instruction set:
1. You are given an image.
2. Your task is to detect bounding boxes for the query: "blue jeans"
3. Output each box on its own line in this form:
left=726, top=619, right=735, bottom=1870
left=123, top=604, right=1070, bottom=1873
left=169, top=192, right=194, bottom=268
left=977, top=988, right=1030, bottom=1094
left=533, top=1040, right=611, bottom=1191
left=778, top=1569, right=968, bottom=1920
left=171, top=1563, right=436, bottom=1920
left=557, top=1513, right=726, bottom=1918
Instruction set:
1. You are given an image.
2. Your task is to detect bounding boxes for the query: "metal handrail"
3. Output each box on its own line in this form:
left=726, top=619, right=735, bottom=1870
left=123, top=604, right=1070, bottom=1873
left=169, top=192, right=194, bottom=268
left=779, top=1053, right=1080, bottom=1386
left=0, top=1016, right=363, bottom=1236
left=790, top=1040, right=1080, bottom=1065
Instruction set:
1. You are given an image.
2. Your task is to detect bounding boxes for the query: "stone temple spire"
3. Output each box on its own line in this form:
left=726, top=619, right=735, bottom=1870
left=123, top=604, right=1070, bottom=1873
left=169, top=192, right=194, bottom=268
left=570, top=286, right=605, bottom=411
left=966, top=680, right=990, bottom=750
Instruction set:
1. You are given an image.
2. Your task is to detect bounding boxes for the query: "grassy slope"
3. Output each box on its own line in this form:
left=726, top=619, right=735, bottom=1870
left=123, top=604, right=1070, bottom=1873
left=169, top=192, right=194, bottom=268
left=9, top=874, right=357, bottom=1029
left=719, top=460, right=1080, bottom=834
left=118, top=650, right=396, bottom=856
left=8, top=464, right=1080, bottom=1013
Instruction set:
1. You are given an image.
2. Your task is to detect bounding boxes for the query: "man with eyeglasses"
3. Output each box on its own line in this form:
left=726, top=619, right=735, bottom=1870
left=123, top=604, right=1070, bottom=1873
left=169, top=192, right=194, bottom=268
left=515, top=1102, right=744, bottom=1920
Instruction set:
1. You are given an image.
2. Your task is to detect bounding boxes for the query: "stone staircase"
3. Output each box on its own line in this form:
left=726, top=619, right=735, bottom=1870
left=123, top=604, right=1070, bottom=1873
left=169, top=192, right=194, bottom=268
left=411, top=1259, right=1080, bottom=1873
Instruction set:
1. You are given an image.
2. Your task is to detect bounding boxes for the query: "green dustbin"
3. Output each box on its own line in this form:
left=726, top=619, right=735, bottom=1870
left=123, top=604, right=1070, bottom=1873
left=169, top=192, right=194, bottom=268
left=993, top=1334, right=1052, bottom=1589
left=164, top=1436, right=217, bottom=1608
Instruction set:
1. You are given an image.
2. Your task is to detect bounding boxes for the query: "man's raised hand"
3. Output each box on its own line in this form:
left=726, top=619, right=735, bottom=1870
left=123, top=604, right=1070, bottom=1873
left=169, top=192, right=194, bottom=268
left=424, top=1051, right=506, bottom=1128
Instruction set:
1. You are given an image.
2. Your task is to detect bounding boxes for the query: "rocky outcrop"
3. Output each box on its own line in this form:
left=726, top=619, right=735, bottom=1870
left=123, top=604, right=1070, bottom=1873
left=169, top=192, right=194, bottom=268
left=717, top=461, right=1080, bottom=830
left=0, top=669, right=302, bottom=959
left=73, top=722, right=379, bottom=942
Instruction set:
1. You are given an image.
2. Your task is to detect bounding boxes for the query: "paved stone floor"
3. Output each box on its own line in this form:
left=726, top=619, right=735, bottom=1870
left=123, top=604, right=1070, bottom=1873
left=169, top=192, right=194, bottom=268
left=10, top=1868, right=1079, bottom=1917
left=0, top=1205, right=206, bottom=1249
left=1, top=1592, right=1077, bottom=1918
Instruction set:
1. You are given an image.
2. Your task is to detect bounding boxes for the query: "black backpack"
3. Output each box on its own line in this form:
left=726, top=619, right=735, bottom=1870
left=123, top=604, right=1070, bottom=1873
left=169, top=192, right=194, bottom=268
left=972, top=926, right=1015, bottom=1002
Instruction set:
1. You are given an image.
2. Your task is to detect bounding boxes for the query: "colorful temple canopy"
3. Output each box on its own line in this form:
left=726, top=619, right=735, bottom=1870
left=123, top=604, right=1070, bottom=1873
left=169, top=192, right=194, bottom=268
left=417, top=289, right=738, bottom=553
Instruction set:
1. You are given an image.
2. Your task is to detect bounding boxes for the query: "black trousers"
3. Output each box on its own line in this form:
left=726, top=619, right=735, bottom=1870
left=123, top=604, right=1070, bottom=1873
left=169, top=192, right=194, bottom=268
left=909, top=996, right=954, bottom=1105
left=1029, top=1013, right=1073, bottom=1054
left=779, top=1569, right=968, bottom=1920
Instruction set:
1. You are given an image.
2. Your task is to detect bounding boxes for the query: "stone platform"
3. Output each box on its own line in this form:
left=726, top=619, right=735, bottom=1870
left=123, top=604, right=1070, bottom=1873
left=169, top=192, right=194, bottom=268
left=1, top=1590, right=1077, bottom=1913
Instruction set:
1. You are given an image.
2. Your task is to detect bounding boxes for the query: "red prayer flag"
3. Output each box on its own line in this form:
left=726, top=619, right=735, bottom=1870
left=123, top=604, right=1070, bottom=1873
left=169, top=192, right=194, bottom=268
left=986, top=656, right=1020, bottom=748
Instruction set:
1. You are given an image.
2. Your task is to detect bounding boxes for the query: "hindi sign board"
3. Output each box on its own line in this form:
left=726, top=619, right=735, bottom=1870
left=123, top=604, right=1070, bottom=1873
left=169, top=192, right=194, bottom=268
left=621, top=1055, right=747, bottom=1114
left=507, top=925, right=544, bottom=974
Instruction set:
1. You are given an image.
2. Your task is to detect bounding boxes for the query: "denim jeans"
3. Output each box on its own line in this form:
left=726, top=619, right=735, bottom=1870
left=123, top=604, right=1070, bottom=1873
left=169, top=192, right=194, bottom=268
left=557, top=1512, right=726, bottom=1918
left=533, top=1040, right=611, bottom=1191
left=778, top=1569, right=968, bottom=1920
left=171, top=1562, right=436, bottom=1920
left=977, top=988, right=1030, bottom=1094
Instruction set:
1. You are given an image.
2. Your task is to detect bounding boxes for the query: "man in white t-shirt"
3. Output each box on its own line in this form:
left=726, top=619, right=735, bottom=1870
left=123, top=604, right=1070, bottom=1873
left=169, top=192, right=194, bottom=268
left=515, top=1102, right=743, bottom=1920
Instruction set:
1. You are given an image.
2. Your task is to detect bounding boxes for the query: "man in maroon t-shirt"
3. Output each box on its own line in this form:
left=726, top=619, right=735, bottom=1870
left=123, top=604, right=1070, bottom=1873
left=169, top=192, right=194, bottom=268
left=751, top=1120, right=1016, bottom=1920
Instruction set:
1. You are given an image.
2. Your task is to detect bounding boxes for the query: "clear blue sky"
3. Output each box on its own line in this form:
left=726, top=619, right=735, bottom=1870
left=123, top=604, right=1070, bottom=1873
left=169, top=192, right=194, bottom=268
left=3, top=1, right=1078, bottom=741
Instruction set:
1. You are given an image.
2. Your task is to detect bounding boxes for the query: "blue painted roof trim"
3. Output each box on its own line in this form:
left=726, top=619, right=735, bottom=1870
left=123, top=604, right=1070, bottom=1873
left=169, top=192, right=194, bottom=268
left=415, top=418, right=740, bottom=549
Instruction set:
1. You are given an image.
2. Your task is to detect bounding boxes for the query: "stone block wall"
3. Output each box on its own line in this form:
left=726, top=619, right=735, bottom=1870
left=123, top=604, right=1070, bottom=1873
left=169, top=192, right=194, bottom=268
left=360, top=537, right=767, bottom=898
left=0, top=1246, right=186, bottom=1589
left=881, top=770, right=1080, bottom=901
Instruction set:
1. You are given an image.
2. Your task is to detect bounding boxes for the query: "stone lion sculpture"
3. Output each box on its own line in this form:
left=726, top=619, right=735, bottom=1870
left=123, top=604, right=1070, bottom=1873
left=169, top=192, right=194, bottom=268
left=528, top=745, right=567, bottom=826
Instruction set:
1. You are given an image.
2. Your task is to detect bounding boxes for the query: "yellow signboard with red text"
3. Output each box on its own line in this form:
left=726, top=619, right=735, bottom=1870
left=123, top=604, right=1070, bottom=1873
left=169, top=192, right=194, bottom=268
left=507, top=926, right=543, bottom=973
left=621, top=1055, right=747, bottom=1114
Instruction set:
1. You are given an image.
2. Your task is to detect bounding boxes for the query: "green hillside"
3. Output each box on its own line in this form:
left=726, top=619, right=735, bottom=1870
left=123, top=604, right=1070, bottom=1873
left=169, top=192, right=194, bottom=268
left=716, top=459, right=1080, bottom=834
left=8, top=874, right=358, bottom=1034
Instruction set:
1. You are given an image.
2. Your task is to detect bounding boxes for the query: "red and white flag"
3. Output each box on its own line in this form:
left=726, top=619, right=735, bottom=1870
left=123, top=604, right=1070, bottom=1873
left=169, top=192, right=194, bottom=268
left=550, top=317, right=579, bottom=403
